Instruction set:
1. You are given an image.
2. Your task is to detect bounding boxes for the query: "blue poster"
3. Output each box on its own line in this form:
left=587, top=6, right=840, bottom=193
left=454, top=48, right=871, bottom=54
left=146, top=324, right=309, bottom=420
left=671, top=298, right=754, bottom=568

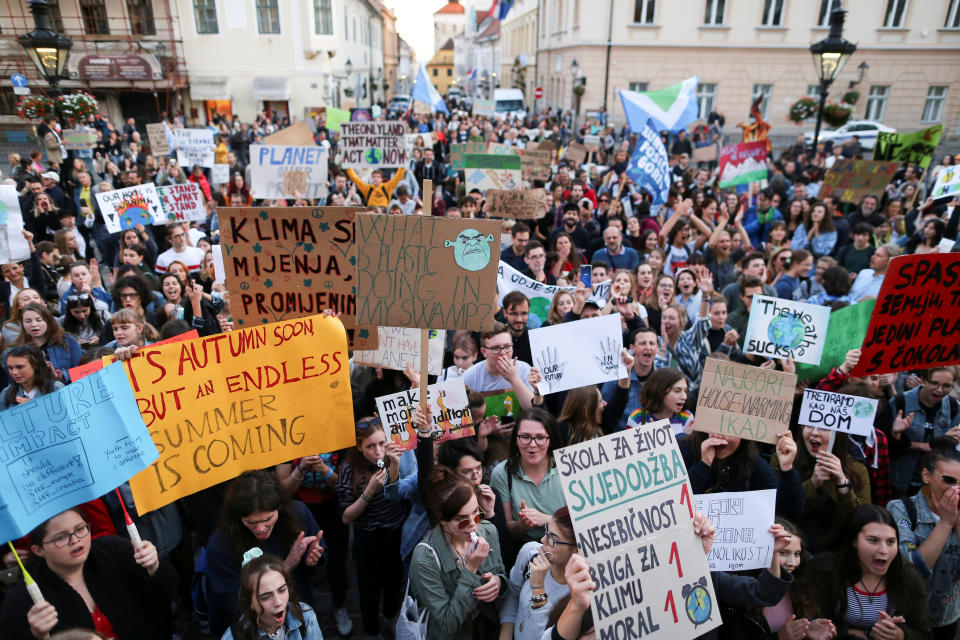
left=0, top=363, right=158, bottom=542
left=625, top=118, right=672, bottom=205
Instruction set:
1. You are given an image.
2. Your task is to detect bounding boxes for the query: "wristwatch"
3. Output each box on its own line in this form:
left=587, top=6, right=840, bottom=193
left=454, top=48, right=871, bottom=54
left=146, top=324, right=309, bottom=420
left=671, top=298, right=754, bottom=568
left=834, top=479, right=851, bottom=489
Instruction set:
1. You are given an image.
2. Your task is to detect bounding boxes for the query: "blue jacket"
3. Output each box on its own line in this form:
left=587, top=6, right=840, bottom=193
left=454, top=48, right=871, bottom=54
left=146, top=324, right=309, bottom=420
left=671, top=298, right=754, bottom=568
left=222, top=603, right=323, bottom=640
left=592, top=245, right=640, bottom=271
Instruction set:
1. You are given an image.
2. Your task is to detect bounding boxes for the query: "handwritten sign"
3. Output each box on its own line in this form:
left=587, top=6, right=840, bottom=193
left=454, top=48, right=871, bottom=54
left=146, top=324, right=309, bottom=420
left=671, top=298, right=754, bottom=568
left=487, top=142, right=518, bottom=155
left=375, top=380, right=473, bottom=451
left=69, top=331, right=200, bottom=381
left=473, top=99, right=495, bottom=117
left=355, top=214, right=500, bottom=331
left=63, top=128, right=97, bottom=150
left=583, top=134, right=602, bottom=150
left=820, top=159, right=899, bottom=204
left=693, top=490, right=776, bottom=572
left=211, top=163, right=230, bottom=185
left=173, top=128, right=215, bottom=168
left=497, top=261, right=610, bottom=321
left=529, top=315, right=627, bottom=395
left=692, top=145, right=717, bottom=163
left=218, top=206, right=375, bottom=349
left=354, top=326, right=445, bottom=375
left=340, top=121, right=407, bottom=169
left=694, top=358, right=796, bottom=445
left=263, top=121, right=315, bottom=147
left=931, top=164, right=960, bottom=199
left=158, top=183, right=206, bottom=224
left=463, top=154, right=522, bottom=192
left=96, top=183, right=164, bottom=233
left=795, top=300, right=875, bottom=383
left=450, top=141, right=486, bottom=169
left=873, top=125, right=942, bottom=170
left=521, top=148, right=552, bottom=182
left=554, top=420, right=721, bottom=640
left=0, top=364, right=159, bottom=541
left=125, top=315, right=354, bottom=513
left=718, top=141, right=768, bottom=188
left=0, top=185, right=31, bottom=263
left=566, top=142, right=587, bottom=165
left=798, top=389, right=877, bottom=437
left=146, top=122, right=171, bottom=156
left=744, top=296, right=829, bottom=366
left=249, top=144, right=329, bottom=200
left=852, top=253, right=960, bottom=376
left=483, top=188, right=547, bottom=220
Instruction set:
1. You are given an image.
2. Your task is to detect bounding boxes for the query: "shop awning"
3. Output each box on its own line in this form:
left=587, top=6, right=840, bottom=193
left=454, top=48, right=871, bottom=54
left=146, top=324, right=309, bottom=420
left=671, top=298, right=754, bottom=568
left=189, top=78, right=230, bottom=101
left=252, top=77, right=289, bottom=101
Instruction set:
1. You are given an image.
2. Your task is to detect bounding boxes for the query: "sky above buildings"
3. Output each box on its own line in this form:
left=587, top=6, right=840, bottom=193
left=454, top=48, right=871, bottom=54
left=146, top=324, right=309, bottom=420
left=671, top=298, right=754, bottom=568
left=388, top=0, right=451, bottom=63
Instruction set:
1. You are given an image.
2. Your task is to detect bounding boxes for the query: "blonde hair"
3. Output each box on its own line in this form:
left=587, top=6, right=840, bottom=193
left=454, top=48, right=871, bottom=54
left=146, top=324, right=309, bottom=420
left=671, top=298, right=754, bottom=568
left=109, top=308, right=159, bottom=342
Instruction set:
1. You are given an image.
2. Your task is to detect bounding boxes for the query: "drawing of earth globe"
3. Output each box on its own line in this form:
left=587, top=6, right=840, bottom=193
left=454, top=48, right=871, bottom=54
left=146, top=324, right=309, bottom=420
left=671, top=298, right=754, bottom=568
left=365, top=148, right=383, bottom=164
left=530, top=297, right=551, bottom=322
left=767, top=315, right=805, bottom=350
left=854, top=401, right=873, bottom=418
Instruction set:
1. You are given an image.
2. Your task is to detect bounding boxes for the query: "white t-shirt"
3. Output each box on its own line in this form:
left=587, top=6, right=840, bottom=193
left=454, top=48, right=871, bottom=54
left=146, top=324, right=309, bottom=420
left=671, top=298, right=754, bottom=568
left=156, top=245, right=206, bottom=273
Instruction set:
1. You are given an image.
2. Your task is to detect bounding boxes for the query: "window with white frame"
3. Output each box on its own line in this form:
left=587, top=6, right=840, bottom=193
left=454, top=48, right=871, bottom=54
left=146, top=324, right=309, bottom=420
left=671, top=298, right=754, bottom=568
left=946, top=0, right=960, bottom=28
left=696, top=83, right=717, bottom=116
left=864, top=86, right=889, bottom=121
left=752, top=84, right=772, bottom=119
left=921, top=86, right=948, bottom=122
left=193, top=0, right=218, bottom=34
left=704, top=0, right=725, bottom=24
left=818, top=0, right=842, bottom=26
left=806, top=84, right=824, bottom=97
left=883, top=0, right=907, bottom=27
left=628, top=82, right=649, bottom=92
left=314, top=0, right=332, bottom=35
left=762, top=0, right=785, bottom=26
left=256, top=0, right=280, bottom=33
left=634, top=0, right=656, bottom=24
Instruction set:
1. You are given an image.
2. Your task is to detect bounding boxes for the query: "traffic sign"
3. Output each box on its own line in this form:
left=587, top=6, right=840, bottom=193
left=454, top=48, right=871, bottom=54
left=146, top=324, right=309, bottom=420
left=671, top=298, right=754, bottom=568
left=534, top=86, right=543, bottom=99
left=10, top=74, right=28, bottom=88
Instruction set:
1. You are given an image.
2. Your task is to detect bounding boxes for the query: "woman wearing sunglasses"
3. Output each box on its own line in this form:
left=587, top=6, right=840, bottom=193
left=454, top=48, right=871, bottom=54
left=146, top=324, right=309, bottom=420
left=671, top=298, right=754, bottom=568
left=500, top=506, right=577, bottom=640
left=409, top=467, right=506, bottom=640
left=0, top=507, right=176, bottom=640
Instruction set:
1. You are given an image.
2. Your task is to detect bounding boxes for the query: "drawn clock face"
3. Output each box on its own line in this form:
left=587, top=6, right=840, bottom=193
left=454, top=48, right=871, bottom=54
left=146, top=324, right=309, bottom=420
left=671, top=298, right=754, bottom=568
left=683, top=582, right=713, bottom=627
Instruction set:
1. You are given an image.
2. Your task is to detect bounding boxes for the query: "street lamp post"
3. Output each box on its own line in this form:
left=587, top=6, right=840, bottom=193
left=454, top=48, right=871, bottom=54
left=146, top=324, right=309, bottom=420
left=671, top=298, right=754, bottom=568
left=809, top=7, right=857, bottom=155
left=570, top=59, right=581, bottom=128
left=18, top=0, right=73, bottom=93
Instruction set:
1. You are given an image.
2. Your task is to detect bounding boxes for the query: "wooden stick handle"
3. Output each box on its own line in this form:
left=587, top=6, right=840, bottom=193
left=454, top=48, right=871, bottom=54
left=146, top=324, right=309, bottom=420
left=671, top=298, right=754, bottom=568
left=423, top=179, right=433, bottom=217
left=419, top=328, right=430, bottom=410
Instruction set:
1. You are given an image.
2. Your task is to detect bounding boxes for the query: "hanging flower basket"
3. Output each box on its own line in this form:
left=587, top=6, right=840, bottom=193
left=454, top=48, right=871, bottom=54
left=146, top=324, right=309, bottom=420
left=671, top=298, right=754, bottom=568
left=842, top=90, right=860, bottom=106
left=56, top=92, right=99, bottom=123
left=343, top=87, right=354, bottom=97
left=573, top=84, right=586, bottom=97
left=823, top=102, right=853, bottom=128
left=17, top=94, right=55, bottom=121
left=788, top=96, right=818, bottom=124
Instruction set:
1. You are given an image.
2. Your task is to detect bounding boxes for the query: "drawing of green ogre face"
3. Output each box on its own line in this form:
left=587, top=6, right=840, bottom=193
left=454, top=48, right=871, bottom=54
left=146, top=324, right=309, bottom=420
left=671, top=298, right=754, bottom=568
left=445, top=229, right=495, bottom=271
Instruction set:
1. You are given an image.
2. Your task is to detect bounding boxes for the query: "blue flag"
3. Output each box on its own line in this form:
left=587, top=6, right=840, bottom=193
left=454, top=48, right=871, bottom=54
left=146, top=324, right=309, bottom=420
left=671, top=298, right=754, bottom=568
left=619, top=76, right=699, bottom=133
left=625, top=119, right=671, bottom=205
left=411, top=63, right=449, bottom=115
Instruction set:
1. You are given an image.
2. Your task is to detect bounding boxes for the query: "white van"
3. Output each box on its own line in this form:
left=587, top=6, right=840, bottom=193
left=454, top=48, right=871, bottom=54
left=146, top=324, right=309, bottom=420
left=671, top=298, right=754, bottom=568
left=493, top=88, right=526, bottom=121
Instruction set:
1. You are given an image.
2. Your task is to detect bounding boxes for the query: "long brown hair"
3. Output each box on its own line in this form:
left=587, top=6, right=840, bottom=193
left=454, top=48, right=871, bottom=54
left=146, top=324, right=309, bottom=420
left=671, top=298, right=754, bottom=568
left=342, top=419, right=383, bottom=496
left=15, top=302, right=67, bottom=348
left=558, top=386, right=603, bottom=445
left=233, top=554, right=305, bottom=640
left=424, top=466, right=477, bottom=527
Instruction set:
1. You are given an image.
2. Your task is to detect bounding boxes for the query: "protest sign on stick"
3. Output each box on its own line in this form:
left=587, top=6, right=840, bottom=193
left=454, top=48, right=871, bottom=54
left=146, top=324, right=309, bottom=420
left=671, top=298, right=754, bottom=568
left=218, top=206, right=375, bottom=349
left=795, top=300, right=875, bottom=383
left=262, top=121, right=315, bottom=147
left=693, top=490, right=776, bottom=572
left=211, top=163, right=230, bottom=185
left=0, top=364, right=159, bottom=541
left=355, top=213, right=501, bottom=331
left=96, top=183, right=164, bottom=233
left=873, top=125, right=942, bottom=169
left=692, top=146, right=718, bottom=163
left=0, top=185, right=31, bottom=263
left=249, top=144, right=329, bottom=200
left=820, top=160, right=899, bottom=203
left=487, top=142, right=518, bottom=155
left=718, top=141, right=768, bottom=188
left=450, top=141, right=486, bottom=170
left=554, top=420, right=721, bottom=640
left=146, top=122, right=171, bottom=155
left=694, top=358, right=796, bottom=445
left=463, top=154, right=522, bottom=192
left=173, top=128, right=215, bottom=168
left=158, top=183, right=206, bottom=224
left=529, top=315, right=627, bottom=395
left=376, top=378, right=474, bottom=450
left=353, top=327, right=445, bottom=375
left=744, top=296, right=830, bottom=366
left=63, top=128, right=97, bottom=150
left=483, top=189, right=548, bottom=219
left=340, top=121, right=408, bottom=169
left=126, top=315, right=355, bottom=514
left=851, top=253, right=960, bottom=376
left=566, top=142, right=587, bottom=165
left=798, top=389, right=877, bottom=437
left=931, top=164, right=960, bottom=199
left=521, top=149, right=552, bottom=182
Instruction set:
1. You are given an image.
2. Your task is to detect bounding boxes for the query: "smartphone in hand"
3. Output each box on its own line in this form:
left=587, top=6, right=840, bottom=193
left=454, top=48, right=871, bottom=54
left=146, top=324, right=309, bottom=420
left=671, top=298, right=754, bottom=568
left=579, top=264, right=592, bottom=288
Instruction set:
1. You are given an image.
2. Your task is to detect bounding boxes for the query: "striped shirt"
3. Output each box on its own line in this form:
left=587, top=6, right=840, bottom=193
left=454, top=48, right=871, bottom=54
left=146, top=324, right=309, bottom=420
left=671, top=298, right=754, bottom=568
left=843, top=584, right=888, bottom=631
left=336, top=462, right=409, bottom=532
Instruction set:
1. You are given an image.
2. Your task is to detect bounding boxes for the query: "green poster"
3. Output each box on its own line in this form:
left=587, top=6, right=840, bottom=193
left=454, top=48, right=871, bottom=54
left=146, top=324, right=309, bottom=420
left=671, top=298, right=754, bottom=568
left=484, top=390, right=520, bottom=418
left=450, top=141, right=486, bottom=169
left=873, top=125, right=943, bottom=169
left=463, top=153, right=522, bottom=171
left=796, top=299, right=875, bottom=383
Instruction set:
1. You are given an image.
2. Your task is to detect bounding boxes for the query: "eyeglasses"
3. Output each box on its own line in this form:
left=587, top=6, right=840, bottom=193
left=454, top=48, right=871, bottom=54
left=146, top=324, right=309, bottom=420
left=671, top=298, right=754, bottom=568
left=118, top=292, right=139, bottom=300
left=455, top=506, right=485, bottom=529
left=44, top=523, right=90, bottom=548
left=67, top=293, right=91, bottom=303
left=926, top=382, right=954, bottom=391
left=941, top=475, right=959, bottom=486
left=483, top=344, right=513, bottom=354
left=357, top=417, right=382, bottom=429
left=517, top=434, right=550, bottom=445
left=543, top=525, right=576, bottom=548
left=599, top=198, right=610, bottom=203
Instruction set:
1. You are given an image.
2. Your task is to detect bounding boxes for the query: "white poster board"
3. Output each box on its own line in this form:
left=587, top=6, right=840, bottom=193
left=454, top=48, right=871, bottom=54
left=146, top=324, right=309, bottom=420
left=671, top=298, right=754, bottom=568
left=798, top=389, right=878, bottom=437
left=931, top=164, right=960, bottom=199
left=744, top=295, right=830, bottom=366
left=354, top=326, right=446, bottom=376
left=173, top=128, right=215, bottom=168
left=0, top=186, right=31, bottom=264
left=497, top=261, right=610, bottom=319
left=340, top=121, right=408, bottom=169
left=211, top=244, right=226, bottom=284
left=157, top=183, right=206, bottom=224
left=473, top=99, right=495, bottom=117
left=529, top=314, right=627, bottom=395
left=464, top=167, right=522, bottom=192
left=95, top=184, right=164, bottom=233
left=375, top=380, right=473, bottom=451
left=693, top=490, right=777, bottom=572
left=211, top=163, right=230, bottom=185
left=554, top=420, right=721, bottom=639
left=249, top=144, right=329, bottom=200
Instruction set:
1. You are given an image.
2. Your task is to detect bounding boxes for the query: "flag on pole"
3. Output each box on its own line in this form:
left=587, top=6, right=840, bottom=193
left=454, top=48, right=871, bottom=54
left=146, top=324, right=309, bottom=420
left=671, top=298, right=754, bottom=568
left=619, top=76, right=700, bottom=133
left=412, top=63, right=450, bottom=115
left=498, top=0, right=515, bottom=19
left=625, top=118, right=672, bottom=205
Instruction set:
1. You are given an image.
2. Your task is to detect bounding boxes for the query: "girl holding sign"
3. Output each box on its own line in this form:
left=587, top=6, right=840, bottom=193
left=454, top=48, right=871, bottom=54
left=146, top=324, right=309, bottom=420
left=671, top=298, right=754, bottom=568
left=0, top=507, right=176, bottom=640
left=0, top=344, right=64, bottom=410
left=14, top=303, right=82, bottom=382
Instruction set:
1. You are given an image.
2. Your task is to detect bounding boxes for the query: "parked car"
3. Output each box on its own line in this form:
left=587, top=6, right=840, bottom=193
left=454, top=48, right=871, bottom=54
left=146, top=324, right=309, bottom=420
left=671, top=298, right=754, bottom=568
left=387, top=94, right=410, bottom=118
left=803, top=120, right=896, bottom=151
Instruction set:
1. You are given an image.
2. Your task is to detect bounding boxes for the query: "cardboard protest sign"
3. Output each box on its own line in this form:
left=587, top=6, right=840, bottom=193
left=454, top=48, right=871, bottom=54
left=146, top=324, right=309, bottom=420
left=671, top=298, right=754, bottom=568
left=693, top=490, right=776, bottom=572
left=931, top=164, right=960, bottom=199
left=537, top=139, right=558, bottom=159
left=873, top=125, right=942, bottom=169
left=718, top=141, right=768, bottom=188
left=487, top=142, right=518, bottom=155
left=497, top=261, right=610, bottom=321
left=249, top=144, right=329, bottom=200
left=0, top=364, right=159, bottom=541
left=340, top=121, right=408, bottom=169
left=211, top=163, right=230, bottom=185
left=473, top=99, right=495, bottom=117
left=0, top=185, right=31, bottom=263
left=146, top=122, right=171, bottom=155
left=744, top=295, right=830, bottom=366
left=354, top=326, right=446, bottom=375
left=566, top=142, right=587, bottom=165
left=262, top=121, right=315, bottom=147
left=173, top=128, right=215, bottom=168
left=555, top=420, right=721, bottom=639
left=218, top=206, right=375, bottom=349
left=63, top=128, right=97, bottom=150
left=692, top=145, right=717, bottom=163
left=852, top=253, right=960, bottom=376
left=96, top=183, right=164, bottom=233
left=355, top=214, right=501, bottom=331
left=69, top=330, right=200, bottom=381
left=583, top=134, right=602, bottom=150
left=126, top=315, right=354, bottom=513
left=521, top=148, right=552, bottom=181
left=795, top=300, right=875, bottom=383
left=529, top=315, right=627, bottom=395
left=694, top=358, right=796, bottom=445
left=450, top=141, right=486, bottom=169
left=483, top=189, right=547, bottom=219
left=799, top=389, right=877, bottom=437
left=376, top=380, right=474, bottom=451
left=464, top=154, right=522, bottom=192
left=820, top=159, right=899, bottom=204
left=158, top=183, right=206, bottom=224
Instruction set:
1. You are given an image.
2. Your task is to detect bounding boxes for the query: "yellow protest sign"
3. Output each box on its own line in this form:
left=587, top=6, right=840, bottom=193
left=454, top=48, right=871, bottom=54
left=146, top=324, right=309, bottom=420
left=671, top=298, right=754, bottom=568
left=125, top=315, right=354, bottom=513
